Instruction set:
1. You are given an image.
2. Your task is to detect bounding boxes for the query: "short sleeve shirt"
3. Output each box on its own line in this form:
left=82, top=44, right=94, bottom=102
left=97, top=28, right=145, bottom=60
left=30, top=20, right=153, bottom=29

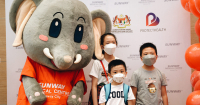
left=89, top=57, right=119, bottom=85
left=16, top=57, right=87, bottom=105
left=130, top=67, right=167, bottom=105
left=99, top=83, right=135, bottom=105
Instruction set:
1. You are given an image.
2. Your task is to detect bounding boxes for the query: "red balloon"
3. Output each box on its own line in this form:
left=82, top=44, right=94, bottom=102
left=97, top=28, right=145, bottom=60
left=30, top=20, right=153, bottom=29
left=186, top=91, right=200, bottom=105
left=195, top=0, right=200, bottom=14
left=190, top=0, right=200, bottom=17
left=185, top=43, right=200, bottom=70
left=191, top=71, right=200, bottom=87
left=181, top=0, right=191, bottom=12
left=194, top=80, right=200, bottom=91
left=195, top=19, right=200, bottom=38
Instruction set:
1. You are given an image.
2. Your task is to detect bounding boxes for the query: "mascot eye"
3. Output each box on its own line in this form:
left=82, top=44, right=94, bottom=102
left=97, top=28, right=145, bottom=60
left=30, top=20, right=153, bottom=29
left=74, top=24, right=84, bottom=43
left=49, top=18, right=62, bottom=38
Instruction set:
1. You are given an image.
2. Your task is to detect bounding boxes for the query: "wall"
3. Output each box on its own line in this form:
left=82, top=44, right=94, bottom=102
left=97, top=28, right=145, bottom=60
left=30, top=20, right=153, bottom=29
left=0, top=0, right=199, bottom=104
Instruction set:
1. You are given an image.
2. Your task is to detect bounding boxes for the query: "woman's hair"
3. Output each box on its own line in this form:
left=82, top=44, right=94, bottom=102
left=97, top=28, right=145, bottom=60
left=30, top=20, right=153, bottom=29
left=92, top=33, right=118, bottom=59
left=100, top=33, right=118, bottom=45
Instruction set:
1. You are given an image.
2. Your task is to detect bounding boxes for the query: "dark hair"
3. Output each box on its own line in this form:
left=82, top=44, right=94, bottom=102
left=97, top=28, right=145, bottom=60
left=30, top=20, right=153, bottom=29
left=108, top=59, right=127, bottom=73
left=139, top=42, right=157, bottom=57
left=92, top=33, right=118, bottom=59
left=100, top=33, right=118, bottom=45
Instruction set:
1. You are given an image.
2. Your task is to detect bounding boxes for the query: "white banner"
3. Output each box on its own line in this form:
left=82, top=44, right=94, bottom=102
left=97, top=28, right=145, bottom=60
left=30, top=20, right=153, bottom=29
left=6, top=0, right=191, bottom=105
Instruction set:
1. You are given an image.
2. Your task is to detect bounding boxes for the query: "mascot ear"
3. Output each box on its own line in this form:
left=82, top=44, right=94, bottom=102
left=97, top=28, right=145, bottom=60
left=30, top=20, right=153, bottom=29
left=91, top=10, right=112, bottom=60
left=9, top=0, right=42, bottom=47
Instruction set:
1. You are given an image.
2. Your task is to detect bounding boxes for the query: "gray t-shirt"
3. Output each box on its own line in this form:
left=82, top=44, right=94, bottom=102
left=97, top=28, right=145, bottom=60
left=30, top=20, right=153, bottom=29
left=130, top=67, right=167, bottom=105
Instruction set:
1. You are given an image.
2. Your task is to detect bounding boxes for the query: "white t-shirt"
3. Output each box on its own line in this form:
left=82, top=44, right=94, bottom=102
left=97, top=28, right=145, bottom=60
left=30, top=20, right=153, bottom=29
left=99, top=83, right=135, bottom=105
left=89, top=57, right=119, bottom=85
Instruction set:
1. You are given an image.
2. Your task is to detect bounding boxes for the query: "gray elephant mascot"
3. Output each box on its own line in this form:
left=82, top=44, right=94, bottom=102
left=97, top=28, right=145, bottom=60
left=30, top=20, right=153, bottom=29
left=9, top=0, right=111, bottom=105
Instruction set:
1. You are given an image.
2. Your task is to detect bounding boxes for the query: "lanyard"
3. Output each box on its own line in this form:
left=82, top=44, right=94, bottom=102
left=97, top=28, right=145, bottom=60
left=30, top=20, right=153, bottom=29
left=100, top=60, right=109, bottom=83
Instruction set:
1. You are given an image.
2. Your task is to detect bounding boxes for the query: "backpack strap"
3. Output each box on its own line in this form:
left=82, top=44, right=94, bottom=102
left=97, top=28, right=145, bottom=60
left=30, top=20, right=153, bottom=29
left=123, top=83, right=130, bottom=105
left=104, top=83, right=111, bottom=103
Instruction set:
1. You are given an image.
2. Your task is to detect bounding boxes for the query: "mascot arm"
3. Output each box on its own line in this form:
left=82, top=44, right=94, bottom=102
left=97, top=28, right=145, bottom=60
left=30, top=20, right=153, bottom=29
left=67, top=81, right=84, bottom=105
left=22, top=76, right=46, bottom=105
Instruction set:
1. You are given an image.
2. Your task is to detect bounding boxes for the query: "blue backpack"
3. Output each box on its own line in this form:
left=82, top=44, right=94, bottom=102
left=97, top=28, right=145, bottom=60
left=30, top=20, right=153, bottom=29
left=104, top=83, right=130, bottom=105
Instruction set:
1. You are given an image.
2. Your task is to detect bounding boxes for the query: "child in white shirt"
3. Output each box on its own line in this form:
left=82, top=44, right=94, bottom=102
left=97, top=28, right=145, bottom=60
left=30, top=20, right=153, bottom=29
left=99, top=59, right=135, bottom=105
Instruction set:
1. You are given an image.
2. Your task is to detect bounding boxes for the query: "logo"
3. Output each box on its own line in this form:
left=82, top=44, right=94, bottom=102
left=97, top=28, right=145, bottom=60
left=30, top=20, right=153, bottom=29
left=165, top=65, right=182, bottom=71
left=146, top=13, right=160, bottom=26
left=114, top=2, right=129, bottom=5
left=16, top=68, right=23, bottom=73
left=117, top=45, right=130, bottom=48
left=167, top=90, right=182, bottom=93
left=165, top=43, right=180, bottom=46
left=158, top=55, right=168, bottom=58
left=127, top=54, right=140, bottom=60
left=113, top=14, right=131, bottom=28
left=139, top=0, right=155, bottom=5
left=16, top=45, right=24, bottom=49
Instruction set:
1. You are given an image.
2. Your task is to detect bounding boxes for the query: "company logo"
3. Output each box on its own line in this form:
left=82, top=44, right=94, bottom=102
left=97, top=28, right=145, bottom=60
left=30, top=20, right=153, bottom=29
left=117, top=45, right=130, bottom=48
left=165, top=65, right=182, bottom=71
left=158, top=55, right=168, bottom=58
left=126, top=66, right=132, bottom=71
left=146, top=13, right=160, bottom=26
left=16, top=45, right=24, bottom=49
left=16, top=68, right=23, bottom=73
left=90, top=1, right=105, bottom=6
left=86, top=80, right=92, bottom=83
left=139, top=0, right=155, bottom=5
left=167, top=90, right=182, bottom=93
left=113, top=14, right=131, bottom=28
left=127, top=54, right=140, bottom=60
left=165, top=43, right=180, bottom=46
left=114, top=2, right=129, bottom=5
left=164, top=0, right=178, bottom=2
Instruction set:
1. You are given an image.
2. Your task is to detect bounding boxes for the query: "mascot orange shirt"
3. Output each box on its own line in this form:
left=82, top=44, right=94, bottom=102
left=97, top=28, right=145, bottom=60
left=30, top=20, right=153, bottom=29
left=17, top=57, right=87, bottom=105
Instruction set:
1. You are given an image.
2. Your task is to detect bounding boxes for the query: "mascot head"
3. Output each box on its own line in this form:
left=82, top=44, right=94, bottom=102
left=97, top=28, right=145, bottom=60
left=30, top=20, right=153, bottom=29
left=9, top=0, right=112, bottom=70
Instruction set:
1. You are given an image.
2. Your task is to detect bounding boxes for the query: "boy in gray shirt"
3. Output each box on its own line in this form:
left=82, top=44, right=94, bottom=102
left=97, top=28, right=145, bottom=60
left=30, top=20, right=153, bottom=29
left=130, top=43, right=168, bottom=105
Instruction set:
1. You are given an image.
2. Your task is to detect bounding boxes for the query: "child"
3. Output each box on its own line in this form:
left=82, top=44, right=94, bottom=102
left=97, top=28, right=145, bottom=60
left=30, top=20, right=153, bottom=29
left=89, top=33, right=119, bottom=105
left=130, top=42, right=168, bottom=105
left=99, top=59, right=135, bottom=105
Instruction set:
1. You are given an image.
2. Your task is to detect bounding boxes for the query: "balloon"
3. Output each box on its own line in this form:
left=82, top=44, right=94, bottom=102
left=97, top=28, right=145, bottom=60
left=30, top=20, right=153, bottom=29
left=181, top=0, right=191, bottom=12
left=189, top=0, right=200, bottom=18
left=194, top=80, right=200, bottom=91
left=185, top=43, right=200, bottom=70
left=195, top=19, right=200, bottom=38
left=195, top=0, right=200, bottom=14
left=186, top=91, right=200, bottom=105
left=191, top=71, right=200, bottom=87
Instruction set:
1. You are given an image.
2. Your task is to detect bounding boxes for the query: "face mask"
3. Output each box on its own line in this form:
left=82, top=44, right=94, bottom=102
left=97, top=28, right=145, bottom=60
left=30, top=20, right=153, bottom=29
left=104, top=43, right=116, bottom=55
left=148, top=87, right=156, bottom=93
left=112, top=73, right=125, bottom=83
left=142, top=55, right=156, bottom=66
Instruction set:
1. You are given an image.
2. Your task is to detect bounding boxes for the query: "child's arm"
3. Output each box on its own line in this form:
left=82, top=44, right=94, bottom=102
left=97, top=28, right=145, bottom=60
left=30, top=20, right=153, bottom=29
left=91, top=76, right=98, bottom=105
left=161, top=86, right=168, bottom=105
left=100, top=103, right=105, bottom=105
left=131, top=86, right=137, bottom=105
left=128, top=100, right=134, bottom=105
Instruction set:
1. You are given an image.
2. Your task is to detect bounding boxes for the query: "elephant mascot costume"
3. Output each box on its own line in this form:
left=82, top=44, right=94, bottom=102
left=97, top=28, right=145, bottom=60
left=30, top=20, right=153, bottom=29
left=9, top=0, right=111, bottom=105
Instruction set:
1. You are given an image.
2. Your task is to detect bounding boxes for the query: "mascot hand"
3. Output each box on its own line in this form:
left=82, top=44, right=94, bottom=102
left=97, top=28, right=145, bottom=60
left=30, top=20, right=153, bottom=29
left=22, top=76, right=46, bottom=105
left=67, top=81, right=84, bottom=105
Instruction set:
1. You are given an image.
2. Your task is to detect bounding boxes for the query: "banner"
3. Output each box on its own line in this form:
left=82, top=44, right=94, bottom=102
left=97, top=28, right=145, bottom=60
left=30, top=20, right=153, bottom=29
left=6, top=0, right=191, bottom=105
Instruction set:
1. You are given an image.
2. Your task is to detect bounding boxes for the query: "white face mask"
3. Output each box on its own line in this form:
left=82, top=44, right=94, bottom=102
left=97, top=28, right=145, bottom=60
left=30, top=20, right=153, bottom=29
left=142, top=54, right=156, bottom=66
left=104, top=43, right=116, bottom=55
left=112, top=73, right=125, bottom=83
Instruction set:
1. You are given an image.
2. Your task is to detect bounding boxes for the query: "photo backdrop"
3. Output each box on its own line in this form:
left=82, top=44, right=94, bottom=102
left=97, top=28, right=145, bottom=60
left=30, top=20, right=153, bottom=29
left=6, top=0, right=191, bottom=105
